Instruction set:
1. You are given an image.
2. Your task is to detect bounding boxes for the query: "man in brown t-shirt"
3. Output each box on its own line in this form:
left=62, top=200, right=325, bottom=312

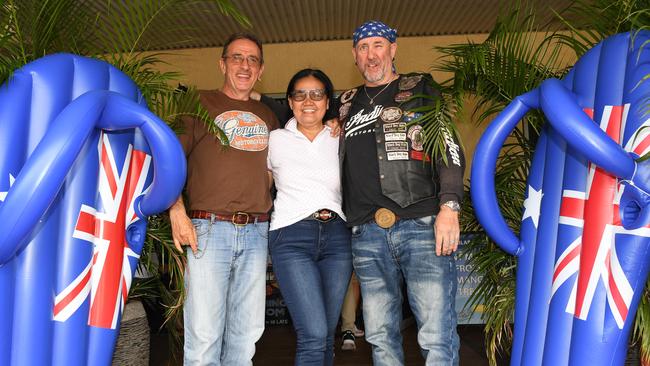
left=169, top=33, right=279, bottom=366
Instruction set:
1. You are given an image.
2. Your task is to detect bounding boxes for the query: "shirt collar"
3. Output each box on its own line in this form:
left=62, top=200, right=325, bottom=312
left=286, top=117, right=331, bottom=137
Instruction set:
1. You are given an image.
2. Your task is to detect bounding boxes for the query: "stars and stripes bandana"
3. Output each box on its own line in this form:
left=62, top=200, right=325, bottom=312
left=353, top=20, right=397, bottom=46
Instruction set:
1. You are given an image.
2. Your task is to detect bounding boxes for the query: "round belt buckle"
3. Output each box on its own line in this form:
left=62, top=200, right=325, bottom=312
left=375, top=208, right=396, bottom=229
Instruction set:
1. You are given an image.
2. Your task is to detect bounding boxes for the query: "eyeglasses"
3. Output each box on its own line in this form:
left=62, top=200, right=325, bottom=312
left=223, top=54, right=262, bottom=67
left=290, top=89, right=326, bottom=101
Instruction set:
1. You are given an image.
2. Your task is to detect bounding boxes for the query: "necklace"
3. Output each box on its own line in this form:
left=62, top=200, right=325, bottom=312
left=364, top=78, right=395, bottom=105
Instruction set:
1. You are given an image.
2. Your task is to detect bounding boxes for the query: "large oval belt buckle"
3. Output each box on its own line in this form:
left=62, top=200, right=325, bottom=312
left=374, top=208, right=396, bottom=229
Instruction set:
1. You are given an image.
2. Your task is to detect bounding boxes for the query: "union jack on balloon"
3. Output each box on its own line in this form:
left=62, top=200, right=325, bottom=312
left=472, top=31, right=650, bottom=365
left=0, top=53, right=186, bottom=365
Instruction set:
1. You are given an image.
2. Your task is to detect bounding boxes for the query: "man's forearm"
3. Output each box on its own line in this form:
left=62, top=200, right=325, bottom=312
left=169, top=195, right=187, bottom=216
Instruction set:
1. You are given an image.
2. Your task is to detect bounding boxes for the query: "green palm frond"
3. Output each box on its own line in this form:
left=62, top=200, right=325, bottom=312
left=0, top=2, right=22, bottom=83
left=407, top=87, right=462, bottom=166
left=0, top=0, right=95, bottom=83
left=93, top=0, right=249, bottom=55
left=107, top=52, right=183, bottom=96
left=553, top=0, right=650, bottom=57
left=416, top=2, right=568, bottom=172
left=461, top=202, right=519, bottom=365
left=146, top=85, right=227, bottom=142
left=437, top=6, right=568, bottom=125
left=129, top=214, right=186, bottom=355
left=633, top=280, right=650, bottom=364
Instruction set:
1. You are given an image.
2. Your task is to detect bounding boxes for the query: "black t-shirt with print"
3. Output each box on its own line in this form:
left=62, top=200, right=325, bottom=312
left=342, top=80, right=436, bottom=226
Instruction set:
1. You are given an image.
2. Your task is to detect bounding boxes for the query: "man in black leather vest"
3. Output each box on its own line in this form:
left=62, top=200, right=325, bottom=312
left=338, top=20, right=465, bottom=365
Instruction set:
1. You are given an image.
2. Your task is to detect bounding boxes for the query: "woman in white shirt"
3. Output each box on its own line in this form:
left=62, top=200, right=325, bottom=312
left=267, top=68, right=352, bottom=366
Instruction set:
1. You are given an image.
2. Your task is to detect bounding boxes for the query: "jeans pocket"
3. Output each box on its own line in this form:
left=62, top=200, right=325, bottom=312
left=412, top=214, right=435, bottom=227
left=188, top=224, right=209, bottom=260
left=268, top=228, right=283, bottom=248
left=350, top=224, right=364, bottom=238
left=191, top=219, right=211, bottom=237
left=255, top=221, right=269, bottom=239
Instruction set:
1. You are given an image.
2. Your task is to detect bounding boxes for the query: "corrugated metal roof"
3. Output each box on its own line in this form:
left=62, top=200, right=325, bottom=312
left=94, top=0, right=574, bottom=51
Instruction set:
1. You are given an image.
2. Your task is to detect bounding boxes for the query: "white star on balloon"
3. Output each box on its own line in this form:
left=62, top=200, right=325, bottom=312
left=522, top=185, right=543, bottom=228
left=0, top=174, right=15, bottom=202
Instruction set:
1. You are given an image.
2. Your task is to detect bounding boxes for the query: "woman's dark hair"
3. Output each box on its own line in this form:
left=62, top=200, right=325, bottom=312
left=285, top=68, right=337, bottom=121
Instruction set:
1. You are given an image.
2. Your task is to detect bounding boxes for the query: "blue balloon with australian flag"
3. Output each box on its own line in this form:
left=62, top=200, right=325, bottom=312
left=0, top=54, right=186, bottom=365
left=471, top=31, right=650, bottom=365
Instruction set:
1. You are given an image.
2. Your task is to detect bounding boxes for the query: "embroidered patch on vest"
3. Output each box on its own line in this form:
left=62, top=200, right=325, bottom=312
left=398, top=75, right=422, bottom=91
left=407, top=125, right=424, bottom=151
left=380, top=107, right=402, bottom=123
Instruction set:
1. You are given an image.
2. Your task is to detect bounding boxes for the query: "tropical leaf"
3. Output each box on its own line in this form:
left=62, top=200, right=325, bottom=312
left=131, top=213, right=187, bottom=355
left=407, top=88, right=463, bottom=167
left=633, top=279, right=650, bottom=365
left=436, top=9, right=568, bottom=125
left=553, top=0, right=650, bottom=57
left=91, top=0, right=249, bottom=55
left=0, top=0, right=96, bottom=84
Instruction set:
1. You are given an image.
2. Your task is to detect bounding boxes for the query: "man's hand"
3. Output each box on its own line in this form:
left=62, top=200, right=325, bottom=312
left=434, top=206, right=460, bottom=256
left=169, top=198, right=197, bottom=254
left=325, top=117, right=341, bottom=137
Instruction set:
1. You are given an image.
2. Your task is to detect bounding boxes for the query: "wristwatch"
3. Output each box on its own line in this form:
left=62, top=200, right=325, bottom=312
left=441, top=200, right=461, bottom=212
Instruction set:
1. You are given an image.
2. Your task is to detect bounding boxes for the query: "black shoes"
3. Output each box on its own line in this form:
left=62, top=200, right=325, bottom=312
left=341, top=330, right=356, bottom=351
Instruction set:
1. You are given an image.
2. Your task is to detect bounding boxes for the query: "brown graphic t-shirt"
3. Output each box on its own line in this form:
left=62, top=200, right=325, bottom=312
left=179, top=90, right=279, bottom=214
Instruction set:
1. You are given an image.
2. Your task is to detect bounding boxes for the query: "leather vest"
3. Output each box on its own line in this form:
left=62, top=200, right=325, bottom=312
left=339, top=73, right=447, bottom=208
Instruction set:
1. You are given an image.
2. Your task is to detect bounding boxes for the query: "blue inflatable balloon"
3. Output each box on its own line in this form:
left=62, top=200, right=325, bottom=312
left=471, top=31, right=650, bottom=365
left=0, top=54, right=186, bottom=365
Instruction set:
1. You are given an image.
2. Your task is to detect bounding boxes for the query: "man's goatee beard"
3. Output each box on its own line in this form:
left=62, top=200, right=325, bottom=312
left=364, top=68, right=385, bottom=83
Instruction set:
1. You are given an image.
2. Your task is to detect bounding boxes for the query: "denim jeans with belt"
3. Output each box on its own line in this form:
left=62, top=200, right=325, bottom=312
left=269, top=217, right=352, bottom=366
left=352, top=214, right=459, bottom=366
left=183, top=217, right=268, bottom=366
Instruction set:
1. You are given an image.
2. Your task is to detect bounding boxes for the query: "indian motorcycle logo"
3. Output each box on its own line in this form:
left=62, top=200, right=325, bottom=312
left=214, top=110, right=269, bottom=151
left=344, top=105, right=383, bottom=139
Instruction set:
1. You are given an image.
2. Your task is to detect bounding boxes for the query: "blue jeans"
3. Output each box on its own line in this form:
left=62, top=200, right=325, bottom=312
left=183, top=218, right=268, bottom=366
left=352, top=215, right=459, bottom=366
left=269, top=217, right=352, bottom=366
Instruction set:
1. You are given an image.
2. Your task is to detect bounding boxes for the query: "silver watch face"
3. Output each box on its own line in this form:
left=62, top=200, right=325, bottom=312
left=442, top=200, right=461, bottom=212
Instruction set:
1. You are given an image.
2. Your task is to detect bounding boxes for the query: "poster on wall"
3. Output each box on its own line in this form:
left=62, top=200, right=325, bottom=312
left=265, top=258, right=291, bottom=326
left=455, top=234, right=486, bottom=325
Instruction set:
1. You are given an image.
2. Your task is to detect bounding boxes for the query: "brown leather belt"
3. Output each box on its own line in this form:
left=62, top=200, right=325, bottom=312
left=189, top=210, right=270, bottom=225
left=307, top=209, right=338, bottom=223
